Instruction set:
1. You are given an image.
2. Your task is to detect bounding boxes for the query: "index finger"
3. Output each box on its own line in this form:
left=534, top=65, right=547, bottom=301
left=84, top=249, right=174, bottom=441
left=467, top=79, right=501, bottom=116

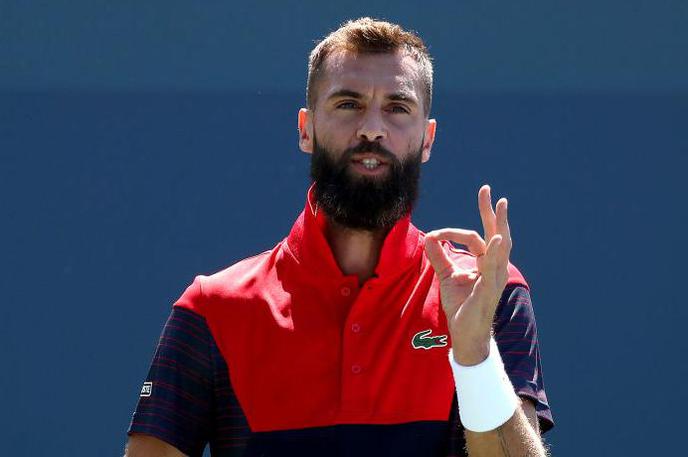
left=426, top=228, right=487, bottom=257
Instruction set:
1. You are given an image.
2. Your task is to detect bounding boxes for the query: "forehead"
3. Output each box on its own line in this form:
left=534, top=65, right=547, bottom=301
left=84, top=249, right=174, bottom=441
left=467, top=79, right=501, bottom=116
left=318, top=50, right=422, bottom=100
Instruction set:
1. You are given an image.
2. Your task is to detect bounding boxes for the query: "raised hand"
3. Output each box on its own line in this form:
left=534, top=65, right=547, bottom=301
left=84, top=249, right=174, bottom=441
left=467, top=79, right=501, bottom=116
left=424, top=185, right=512, bottom=366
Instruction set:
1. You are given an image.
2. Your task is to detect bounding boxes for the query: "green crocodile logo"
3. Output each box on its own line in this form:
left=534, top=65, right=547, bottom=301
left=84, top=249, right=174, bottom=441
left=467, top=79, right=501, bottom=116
left=411, top=329, right=448, bottom=350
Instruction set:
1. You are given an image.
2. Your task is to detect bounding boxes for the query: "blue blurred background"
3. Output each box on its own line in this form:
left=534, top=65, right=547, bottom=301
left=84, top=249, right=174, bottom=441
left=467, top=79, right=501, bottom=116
left=1, top=1, right=686, bottom=455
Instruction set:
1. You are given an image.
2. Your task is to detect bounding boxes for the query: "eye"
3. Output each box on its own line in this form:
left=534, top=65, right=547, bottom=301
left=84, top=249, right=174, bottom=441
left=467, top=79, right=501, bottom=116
left=389, top=105, right=410, bottom=114
left=336, top=101, right=360, bottom=110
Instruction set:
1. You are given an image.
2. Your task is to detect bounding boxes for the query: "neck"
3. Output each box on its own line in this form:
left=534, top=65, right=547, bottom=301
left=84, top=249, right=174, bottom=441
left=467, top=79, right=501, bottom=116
left=324, top=219, right=389, bottom=285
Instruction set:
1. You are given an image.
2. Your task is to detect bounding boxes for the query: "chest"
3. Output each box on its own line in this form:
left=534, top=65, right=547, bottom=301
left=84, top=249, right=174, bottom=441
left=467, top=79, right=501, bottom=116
left=206, top=265, right=456, bottom=432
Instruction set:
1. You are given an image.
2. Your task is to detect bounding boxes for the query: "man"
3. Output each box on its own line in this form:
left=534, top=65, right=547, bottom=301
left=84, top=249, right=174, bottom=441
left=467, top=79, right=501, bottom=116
left=125, top=17, right=554, bottom=457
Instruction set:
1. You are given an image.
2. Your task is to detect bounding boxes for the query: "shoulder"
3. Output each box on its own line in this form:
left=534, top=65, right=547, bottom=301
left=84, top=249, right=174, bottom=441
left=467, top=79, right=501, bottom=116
left=173, top=241, right=284, bottom=316
left=203, top=245, right=279, bottom=294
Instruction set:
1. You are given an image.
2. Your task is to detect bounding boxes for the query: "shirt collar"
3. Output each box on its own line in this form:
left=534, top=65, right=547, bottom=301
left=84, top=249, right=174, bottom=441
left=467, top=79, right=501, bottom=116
left=285, top=184, right=423, bottom=281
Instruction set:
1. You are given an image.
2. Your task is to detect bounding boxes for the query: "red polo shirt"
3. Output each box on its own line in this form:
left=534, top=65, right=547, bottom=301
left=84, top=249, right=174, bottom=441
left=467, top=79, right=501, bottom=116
left=172, top=187, right=529, bottom=432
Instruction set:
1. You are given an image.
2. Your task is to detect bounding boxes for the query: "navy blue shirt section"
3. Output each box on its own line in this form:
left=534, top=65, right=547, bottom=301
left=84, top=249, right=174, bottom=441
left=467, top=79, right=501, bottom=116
left=127, top=307, right=250, bottom=456
left=494, top=285, right=554, bottom=433
left=127, top=285, right=553, bottom=456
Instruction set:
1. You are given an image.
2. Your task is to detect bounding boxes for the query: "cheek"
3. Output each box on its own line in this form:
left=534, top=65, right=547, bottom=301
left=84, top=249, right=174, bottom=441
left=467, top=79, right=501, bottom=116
left=316, top=120, right=357, bottom=148
left=316, top=132, right=346, bottom=153
left=394, top=128, right=424, bottom=154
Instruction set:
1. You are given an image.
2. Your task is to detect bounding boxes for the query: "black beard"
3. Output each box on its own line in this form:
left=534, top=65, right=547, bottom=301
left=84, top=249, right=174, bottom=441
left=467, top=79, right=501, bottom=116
left=310, top=135, right=423, bottom=231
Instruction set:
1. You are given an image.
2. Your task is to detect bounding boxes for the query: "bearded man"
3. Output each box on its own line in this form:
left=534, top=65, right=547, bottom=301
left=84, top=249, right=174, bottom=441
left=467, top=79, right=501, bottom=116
left=125, top=17, right=554, bottom=457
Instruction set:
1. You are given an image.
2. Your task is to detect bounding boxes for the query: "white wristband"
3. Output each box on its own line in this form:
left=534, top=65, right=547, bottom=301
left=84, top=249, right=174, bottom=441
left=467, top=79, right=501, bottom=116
left=448, top=338, right=519, bottom=432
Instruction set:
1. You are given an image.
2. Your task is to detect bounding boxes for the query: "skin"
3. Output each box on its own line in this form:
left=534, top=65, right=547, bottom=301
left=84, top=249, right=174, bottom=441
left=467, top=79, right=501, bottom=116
left=125, top=48, right=547, bottom=457
left=298, top=50, right=436, bottom=283
left=124, top=433, right=186, bottom=457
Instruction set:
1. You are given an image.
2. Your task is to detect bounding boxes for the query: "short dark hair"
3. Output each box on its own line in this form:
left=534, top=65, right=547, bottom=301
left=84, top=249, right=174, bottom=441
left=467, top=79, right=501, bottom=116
left=306, top=17, right=434, bottom=116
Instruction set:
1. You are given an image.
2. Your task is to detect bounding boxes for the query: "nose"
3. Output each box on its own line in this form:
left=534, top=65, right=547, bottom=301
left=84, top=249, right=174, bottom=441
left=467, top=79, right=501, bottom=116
left=356, top=110, right=387, bottom=142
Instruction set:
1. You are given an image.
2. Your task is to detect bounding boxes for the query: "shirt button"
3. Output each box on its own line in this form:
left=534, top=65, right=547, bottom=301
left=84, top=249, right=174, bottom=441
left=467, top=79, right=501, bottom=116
left=351, top=323, right=361, bottom=333
left=351, top=364, right=362, bottom=374
left=340, top=286, right=351, bottom=296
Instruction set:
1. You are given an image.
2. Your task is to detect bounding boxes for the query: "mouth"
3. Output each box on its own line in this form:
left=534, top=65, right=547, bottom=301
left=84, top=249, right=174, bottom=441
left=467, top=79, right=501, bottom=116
left=350, top=153, right=389, bottom=171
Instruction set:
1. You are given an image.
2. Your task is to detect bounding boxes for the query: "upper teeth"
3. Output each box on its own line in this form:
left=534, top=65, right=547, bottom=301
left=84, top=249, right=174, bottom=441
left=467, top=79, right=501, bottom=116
left=362, top=158, right=380, bottom=169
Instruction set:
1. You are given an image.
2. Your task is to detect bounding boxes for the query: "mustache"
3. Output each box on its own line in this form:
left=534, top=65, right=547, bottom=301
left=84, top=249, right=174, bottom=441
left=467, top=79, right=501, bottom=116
left=343, top=140, right=398, bottom=163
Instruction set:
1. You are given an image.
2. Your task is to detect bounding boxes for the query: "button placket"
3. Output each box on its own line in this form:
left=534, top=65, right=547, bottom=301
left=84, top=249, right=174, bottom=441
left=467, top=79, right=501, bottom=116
left=341, top=294, right=366, bottom=409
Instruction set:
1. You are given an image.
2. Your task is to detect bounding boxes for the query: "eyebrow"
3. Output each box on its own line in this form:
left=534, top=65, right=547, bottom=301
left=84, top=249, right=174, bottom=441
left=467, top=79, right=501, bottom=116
left=327, top=89, right=364, bottom=101
left=387, top=92, right=418, bottom=106
left=327, top=89, right=419, bottom=107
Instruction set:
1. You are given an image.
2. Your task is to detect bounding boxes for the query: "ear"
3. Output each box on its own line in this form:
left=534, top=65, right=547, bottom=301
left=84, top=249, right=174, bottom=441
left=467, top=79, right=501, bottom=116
left=298, top=108, right=314, bottom=154
left=421, top=119, right=437, bottom=163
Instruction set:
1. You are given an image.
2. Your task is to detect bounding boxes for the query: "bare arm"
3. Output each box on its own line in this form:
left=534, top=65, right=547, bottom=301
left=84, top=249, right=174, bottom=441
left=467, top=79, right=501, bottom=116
left=124, top=433, right=188, bottom=457
left=465, top=398, right=548, bottom=457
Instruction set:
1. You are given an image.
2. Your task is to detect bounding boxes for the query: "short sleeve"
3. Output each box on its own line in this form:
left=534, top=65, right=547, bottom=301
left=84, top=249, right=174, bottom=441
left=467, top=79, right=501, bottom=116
left=493, top=285, right=555, bottom=433
left=127, top=306, right=215, bottom=457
